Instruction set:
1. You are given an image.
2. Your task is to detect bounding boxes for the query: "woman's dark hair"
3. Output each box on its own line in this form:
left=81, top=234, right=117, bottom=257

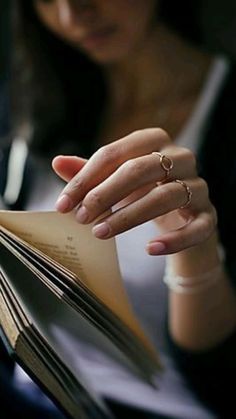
left=160, top=1, right=203, bottom=44
left=12, top=1, right=107, bottom=158
left=11, top=0, right=229, bottom=158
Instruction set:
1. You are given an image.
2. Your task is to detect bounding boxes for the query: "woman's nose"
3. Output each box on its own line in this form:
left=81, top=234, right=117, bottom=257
left=57, top=0, right=94, bottom=28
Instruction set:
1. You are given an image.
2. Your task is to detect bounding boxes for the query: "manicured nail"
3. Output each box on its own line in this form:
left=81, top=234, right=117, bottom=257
left=55, top=194, right=72, bottom=212
left=146, top=242, right=166, bottom=255
left=92, top=222, right=110, bottom=239
left=76, top=206, right=89, bottom=223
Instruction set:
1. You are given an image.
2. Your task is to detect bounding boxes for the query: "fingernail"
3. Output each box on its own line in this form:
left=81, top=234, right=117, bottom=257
left=76, top=206, right=89, bottom=223
left=146, top=242, right=166, bottom=255
left=55, top=194, right=72, bottom=212
left=92, top=222, right=110, bottom=239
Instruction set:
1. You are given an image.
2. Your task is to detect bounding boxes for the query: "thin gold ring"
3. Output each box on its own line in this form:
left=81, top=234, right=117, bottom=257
left=152, top=151, right=174, bottom=182
left=174, top=179, right=192, bottom=209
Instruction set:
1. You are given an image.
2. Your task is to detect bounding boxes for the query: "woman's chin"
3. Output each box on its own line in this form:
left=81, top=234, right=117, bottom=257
left=78, top=43, right=130, bottom=65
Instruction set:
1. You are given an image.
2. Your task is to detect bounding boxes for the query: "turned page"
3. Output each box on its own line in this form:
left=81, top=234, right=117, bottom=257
left=0, top=210, right=158, bottom=357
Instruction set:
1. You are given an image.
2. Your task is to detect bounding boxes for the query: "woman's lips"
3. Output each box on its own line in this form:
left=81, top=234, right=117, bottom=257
left=80, top=27, right=117, bottom=50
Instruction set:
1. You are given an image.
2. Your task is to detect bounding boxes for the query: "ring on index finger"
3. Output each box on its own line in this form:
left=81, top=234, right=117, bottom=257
left=152, top=151, right=174, bottom=182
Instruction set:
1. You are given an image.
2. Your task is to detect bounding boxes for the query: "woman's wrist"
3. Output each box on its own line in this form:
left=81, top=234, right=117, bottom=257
left=163, top=230, right=225, bottom=294
left=163, top=262, right=223, bottom=294
left=166, top=230, right=222, bottom=278
left=165, top=231, right=236, bottom=350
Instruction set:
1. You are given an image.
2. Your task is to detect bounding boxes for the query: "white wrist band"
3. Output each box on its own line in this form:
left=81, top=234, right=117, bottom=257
left=163, top=261, right=223, bottom=294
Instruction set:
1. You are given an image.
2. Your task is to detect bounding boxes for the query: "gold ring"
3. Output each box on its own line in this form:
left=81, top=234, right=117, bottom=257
left=174, top=179, right=192, bottom=209
left=152, top=152, right=174, bottom=182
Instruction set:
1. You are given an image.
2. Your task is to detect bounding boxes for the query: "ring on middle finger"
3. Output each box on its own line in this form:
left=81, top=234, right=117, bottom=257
left=174, top=179, right=193, bottom=209
left=152, top=151, right=174, bottom=182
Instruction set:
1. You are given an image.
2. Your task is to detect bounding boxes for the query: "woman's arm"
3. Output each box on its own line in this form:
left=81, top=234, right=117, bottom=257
left=52, top=127, right=236, bottom=352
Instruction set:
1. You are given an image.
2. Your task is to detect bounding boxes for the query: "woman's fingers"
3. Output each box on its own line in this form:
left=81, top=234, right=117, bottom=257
left=74, top=150, right=196, bottom=224
left=52, top=155, right=87, bottom=182
left=52, top=129, right=214, bottom=253
left=146, top=208, right=217, bottom=255
left=55, top=128, right=171, bottom=212
left=55, top=145, right=197, bottom=225
left=90, top=178, right=212, bottom=239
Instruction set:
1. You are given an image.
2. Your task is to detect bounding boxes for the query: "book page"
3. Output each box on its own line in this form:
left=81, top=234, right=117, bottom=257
left=0, top=210, right=157, bottom=358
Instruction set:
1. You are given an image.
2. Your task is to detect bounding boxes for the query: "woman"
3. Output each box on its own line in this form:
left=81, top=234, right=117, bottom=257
left=1, top=0, right=236, bottom=418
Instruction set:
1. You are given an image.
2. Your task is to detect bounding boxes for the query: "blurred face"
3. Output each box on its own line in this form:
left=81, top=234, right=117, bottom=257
left=34, top=0, right=158, bottom=64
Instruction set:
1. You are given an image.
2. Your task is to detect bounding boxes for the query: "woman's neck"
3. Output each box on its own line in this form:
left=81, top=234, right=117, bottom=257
left=96, top=24, right=214, bottom=145
left=104, top=24, right=213, bottom=113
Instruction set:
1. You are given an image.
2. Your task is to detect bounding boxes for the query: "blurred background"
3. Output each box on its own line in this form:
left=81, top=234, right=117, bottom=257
left=201, top=0, right=236, bottom=59
left=0, top=0, right=11, bottom=139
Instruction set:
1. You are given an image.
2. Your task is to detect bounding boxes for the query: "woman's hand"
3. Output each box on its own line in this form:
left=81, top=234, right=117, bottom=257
left=52, top=128, right=217, bottom=255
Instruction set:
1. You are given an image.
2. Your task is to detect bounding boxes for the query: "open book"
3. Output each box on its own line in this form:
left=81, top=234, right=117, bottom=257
left=0, top=210, right=161, bottom=419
